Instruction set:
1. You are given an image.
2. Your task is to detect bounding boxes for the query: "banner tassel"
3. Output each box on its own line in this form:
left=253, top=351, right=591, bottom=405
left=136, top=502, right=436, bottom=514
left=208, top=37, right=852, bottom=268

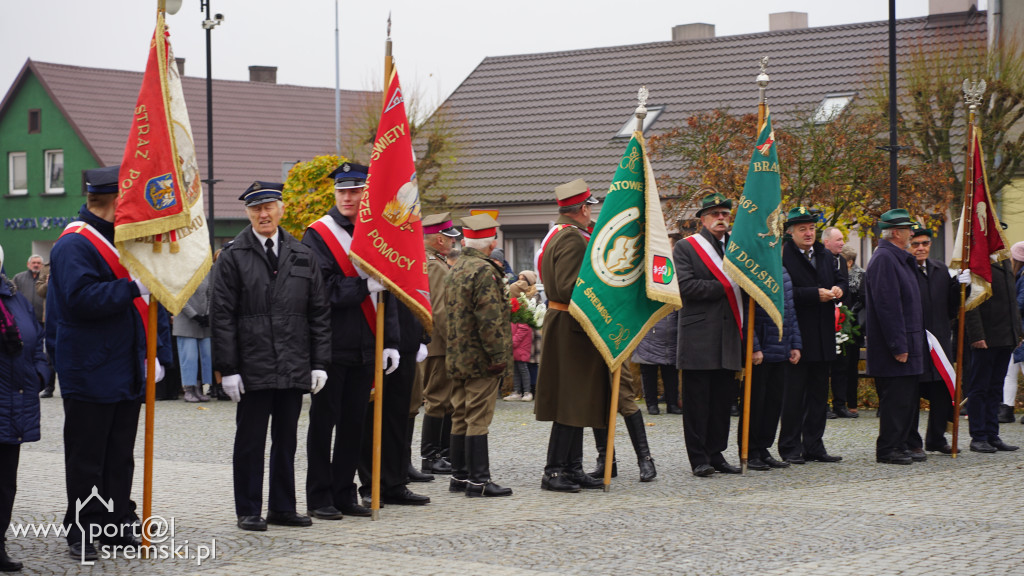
left=152, top=234, right=162, bottom=253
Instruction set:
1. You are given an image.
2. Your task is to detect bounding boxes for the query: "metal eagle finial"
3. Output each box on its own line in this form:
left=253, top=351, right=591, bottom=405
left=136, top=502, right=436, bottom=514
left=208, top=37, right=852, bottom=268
left=757, top=56, right=770, bottom=88
left=962, top=78, right=986, bottom=109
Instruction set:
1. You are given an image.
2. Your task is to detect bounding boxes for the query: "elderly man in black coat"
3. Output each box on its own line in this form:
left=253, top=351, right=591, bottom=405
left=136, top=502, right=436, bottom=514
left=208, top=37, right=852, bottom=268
left=779, top=207, right=846, bottom=464
left=865, top=209, right=925, bottom=465
left=904, top=223, right=962, bottom=457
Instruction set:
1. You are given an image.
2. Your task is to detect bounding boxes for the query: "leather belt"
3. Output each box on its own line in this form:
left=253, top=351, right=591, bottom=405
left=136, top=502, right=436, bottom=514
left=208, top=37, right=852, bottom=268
left=548, top=300, right=568, bottom=311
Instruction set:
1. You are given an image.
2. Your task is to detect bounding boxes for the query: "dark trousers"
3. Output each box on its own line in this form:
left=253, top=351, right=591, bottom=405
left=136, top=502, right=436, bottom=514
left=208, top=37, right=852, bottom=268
left=681, top=369, right=734, bottom=470
left=779, top=360, right=830, bottom=459
left=306, top=362, right=372, bottom=510
left=62, top=398, right=141, bottom=543
left=358, top=352, right=415, bottom=496
left=640, top=364, right=680, bottom=410
left=0, top=444, right=19, bottom=541
left=874, top=375, right=920, bottom=456
left=843, top=342, right=863, bottom=409
left=738, top=361, right=786, bottom=459
left=829, top=355, right=848, bottom=410
left=967, top=346, right=1013, bottom=443
left=906, top=380, right=953, bottom=450
left=233, top=388, right=303, bottom=516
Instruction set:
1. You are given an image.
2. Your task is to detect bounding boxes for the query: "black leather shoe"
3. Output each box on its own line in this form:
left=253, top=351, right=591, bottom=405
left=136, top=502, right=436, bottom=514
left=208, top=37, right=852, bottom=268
left=380, top=487, right=430, bottom=505
left=541, top=471, right=581, bottom=492
left=39, top=386, right=54, bottom=398
left=567, top=469, right=604, bottom=489
left=68, top=541, right=98, bottom=560
left=339, top=503, right=372, bottom=517
left=422, top=456, right=453, bottom=474
left=746, top=458, right=771, bottom=471
left=876, top=452, right=913, bottom=465
left=407, top=463, right=435, bottom=483
left=266, top=511, right=312, bottom=527
left=692, top=464, right=715, bottom=477
left=449, top=477, right=467, bottom=493
left=666, top=404, right=683, bottom=415
left=989, top=437, right=1019, bottom=451
left=906, top=448, right=927, bottom=462
left=927, top=444, right=954, bottom=454
left=825, top=410, right=838, bottom=420
left=0, top=547, right=22, bottom=572
left=835, top=406, right=859, bottom=418
left=763, top=455, right=790, bottom=468
left=236, top=515, right=267, bottom=531
left=970, top=440, right=997, bottom=453
left=783, top=456, right=805, bottom=465
left=307, top=506, right=344, bottom=520
left=712, top=461, right=741, bottom=474
left=805, top=453, right=843, bottom=463
left=465, top=480, right=513, bottom=497
left=647, top=405, right=660, bottom=415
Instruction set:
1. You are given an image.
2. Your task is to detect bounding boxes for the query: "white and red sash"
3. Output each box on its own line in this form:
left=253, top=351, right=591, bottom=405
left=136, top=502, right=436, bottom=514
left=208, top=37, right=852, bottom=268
left=535, top=223, right=591, bottom=284
left=58, top=221, right=150, bottom=334
left=925, top=330, right=956, bottom=405
left=686, top=234, right=743, bottom=334
left=309, top=216, right=377, bottom=335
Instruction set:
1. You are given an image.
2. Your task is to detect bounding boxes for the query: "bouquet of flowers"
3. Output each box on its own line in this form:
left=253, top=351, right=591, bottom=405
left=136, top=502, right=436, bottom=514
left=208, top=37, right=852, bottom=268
left=834, top=303, right=861, bottom=355
left=510, top=295, right=545, bottom=329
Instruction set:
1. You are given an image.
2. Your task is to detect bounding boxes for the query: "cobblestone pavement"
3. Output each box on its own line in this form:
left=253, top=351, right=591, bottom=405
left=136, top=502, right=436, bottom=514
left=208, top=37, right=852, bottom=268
left=6, top=393, right=1024, bottom=575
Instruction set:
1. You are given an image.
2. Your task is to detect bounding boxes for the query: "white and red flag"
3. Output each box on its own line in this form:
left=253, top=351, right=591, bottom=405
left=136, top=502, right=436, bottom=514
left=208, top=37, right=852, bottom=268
left=114, top=12, right=211, bottom=315
left=349, top=67, right=432, bottom=331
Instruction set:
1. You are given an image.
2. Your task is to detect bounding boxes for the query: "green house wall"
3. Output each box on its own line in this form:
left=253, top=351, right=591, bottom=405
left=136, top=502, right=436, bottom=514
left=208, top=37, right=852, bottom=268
left=0, top=71, right=98, bottom=270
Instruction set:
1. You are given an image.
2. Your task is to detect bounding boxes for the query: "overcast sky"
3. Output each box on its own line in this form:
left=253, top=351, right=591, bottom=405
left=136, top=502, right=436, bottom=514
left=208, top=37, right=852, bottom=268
left=1, top=0, right=987, bottom=108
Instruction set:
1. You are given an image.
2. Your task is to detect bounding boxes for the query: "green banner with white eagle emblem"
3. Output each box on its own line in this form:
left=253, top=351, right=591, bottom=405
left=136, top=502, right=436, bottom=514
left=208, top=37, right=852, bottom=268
left=723, top=110, right=784, bottom=332
left=569, top=132, right=682, bottom=371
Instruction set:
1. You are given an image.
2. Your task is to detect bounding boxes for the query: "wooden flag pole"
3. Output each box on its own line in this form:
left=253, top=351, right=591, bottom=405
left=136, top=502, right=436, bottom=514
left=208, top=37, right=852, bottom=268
left=952, top=81, right=983, bottom=457
left=370, top=292, right=386, bottom=520
left=141, top=296, right=158, bottom=553
left=603, top=367, right=622, bottom=491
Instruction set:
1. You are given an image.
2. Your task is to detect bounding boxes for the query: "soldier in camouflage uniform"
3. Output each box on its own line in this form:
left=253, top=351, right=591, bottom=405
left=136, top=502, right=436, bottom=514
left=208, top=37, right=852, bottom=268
left=445, top=214, right=514, bottom=498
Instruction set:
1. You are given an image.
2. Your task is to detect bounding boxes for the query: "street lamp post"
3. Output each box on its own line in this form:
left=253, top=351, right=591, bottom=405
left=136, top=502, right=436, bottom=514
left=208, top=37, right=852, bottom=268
left=201, top=1, right=223, bottom=247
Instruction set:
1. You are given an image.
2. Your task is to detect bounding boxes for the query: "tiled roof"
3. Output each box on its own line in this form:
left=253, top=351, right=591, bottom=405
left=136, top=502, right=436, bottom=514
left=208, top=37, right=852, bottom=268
left=8, top=60, right=376, bottom=219
left=430, top=12, right=987, bottom=207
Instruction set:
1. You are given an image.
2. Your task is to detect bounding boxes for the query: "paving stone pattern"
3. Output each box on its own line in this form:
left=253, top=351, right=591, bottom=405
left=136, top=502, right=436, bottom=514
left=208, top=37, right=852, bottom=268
left=6, top=396, right=1024, bottom=575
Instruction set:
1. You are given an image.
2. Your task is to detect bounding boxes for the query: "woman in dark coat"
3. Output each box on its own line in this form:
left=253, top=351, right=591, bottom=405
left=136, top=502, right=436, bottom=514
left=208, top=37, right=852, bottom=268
left=1, top=249, right=50, bottom=572
left=631, top=310, right=680, bottom=415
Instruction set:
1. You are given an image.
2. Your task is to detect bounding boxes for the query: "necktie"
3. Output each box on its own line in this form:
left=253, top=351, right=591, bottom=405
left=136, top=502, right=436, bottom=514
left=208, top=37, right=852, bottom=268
left=919, top=264, right=927, bottom=275
left=265, top=238, right=278, bottom=272
left=805, top=249, right=813, bottom=262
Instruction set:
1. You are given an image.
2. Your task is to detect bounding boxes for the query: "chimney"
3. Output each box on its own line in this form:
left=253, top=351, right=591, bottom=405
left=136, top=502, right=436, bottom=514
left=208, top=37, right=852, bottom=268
left=672, top=23, right=715, bottom=41
left=769, top=12, right=808, bottom=31
left=175, top=57, right=185, bottom=76
left=248, top=65, right=277, bottom=84
left=929, top=0, right=977, bottom=14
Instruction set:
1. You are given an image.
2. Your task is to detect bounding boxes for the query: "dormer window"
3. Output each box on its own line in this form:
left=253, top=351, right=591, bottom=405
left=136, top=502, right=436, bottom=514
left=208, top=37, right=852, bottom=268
left=812, top=93, right=855, bottom=124
left=615, top=106, right=664, bottom=138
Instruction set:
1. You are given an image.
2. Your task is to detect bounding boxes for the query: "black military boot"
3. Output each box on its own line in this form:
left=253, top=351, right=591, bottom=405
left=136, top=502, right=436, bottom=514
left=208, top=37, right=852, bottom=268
left=625, top=410, right=657, bottom=481
left=0, top=537, right=22, bottom=572
left=588, top=427, right=618, bottom=479
left=406, top=416, right=434, bottom=483
left=567, top=427, right=603, bottom=489
left=464, top=435, right=513, bottom=497
left=448, top=434, right=468, bottom=492
left=541, top=423, right=581, bottom=492
left=421, top=415, right=453, bottom=474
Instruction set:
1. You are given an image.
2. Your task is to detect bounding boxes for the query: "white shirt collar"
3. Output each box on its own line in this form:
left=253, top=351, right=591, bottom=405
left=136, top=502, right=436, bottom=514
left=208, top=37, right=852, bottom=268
left=252, top=228, right=280, bottom=255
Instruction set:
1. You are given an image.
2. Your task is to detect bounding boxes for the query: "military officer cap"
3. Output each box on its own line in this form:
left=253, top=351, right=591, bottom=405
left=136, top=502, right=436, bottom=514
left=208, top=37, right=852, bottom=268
left=878, top=208, right=914, bottom=229
left=84, top=165, right=121, bottom=194
left=422, top=212, right=461, bottom=238
left=555, top=179, right=599, bottom=207
left=239, top=181, right=284, bottom=207
left=329, top=162, right=369, bottom=190
left=694, top=190, right=732, bottom=217
left=783, top=206, right=817, bottom=228
left=910, top=221, right=933, bottom=238
left=460, top=213, right=500, bottom=239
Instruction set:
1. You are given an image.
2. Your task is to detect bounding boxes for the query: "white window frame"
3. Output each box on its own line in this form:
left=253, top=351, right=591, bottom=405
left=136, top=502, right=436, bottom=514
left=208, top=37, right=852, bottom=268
left=44, top=149, right=64, bottom=194
left=8, top=152, right=27, bottom=196
left=615, top=106, right=664, bottom=138
left=813, top=93, right=855, bottom=124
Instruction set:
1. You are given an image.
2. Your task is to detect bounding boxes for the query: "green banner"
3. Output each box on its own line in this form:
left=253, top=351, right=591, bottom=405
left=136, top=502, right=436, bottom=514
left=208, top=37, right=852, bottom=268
left=724, top=110, right=784, bottom=332
left=569, top=133, right=681, bottom=371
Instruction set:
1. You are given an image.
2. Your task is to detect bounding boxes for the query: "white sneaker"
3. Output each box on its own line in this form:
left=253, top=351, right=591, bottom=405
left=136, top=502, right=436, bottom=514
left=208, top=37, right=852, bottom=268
left=522, top=393, right=534, bottom=402
left=503, top=393, right=522, bottom=402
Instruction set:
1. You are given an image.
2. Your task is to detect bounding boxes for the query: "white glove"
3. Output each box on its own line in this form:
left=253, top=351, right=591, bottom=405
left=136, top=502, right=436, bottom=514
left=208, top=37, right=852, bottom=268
left=366, top=277, right=387, bottom=294
left=222, top=374, right=245, bottom=402
left=415, top=343, right=428, bottom=363
left=956, top=269, right=972, bottom=285
left=153, top=360, right=165, bottom=383
left=311, top=369, right=328, bottom=395
left=383, top=348, right=400, bottom=375
left=134, top=279, right=150, bottom=296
